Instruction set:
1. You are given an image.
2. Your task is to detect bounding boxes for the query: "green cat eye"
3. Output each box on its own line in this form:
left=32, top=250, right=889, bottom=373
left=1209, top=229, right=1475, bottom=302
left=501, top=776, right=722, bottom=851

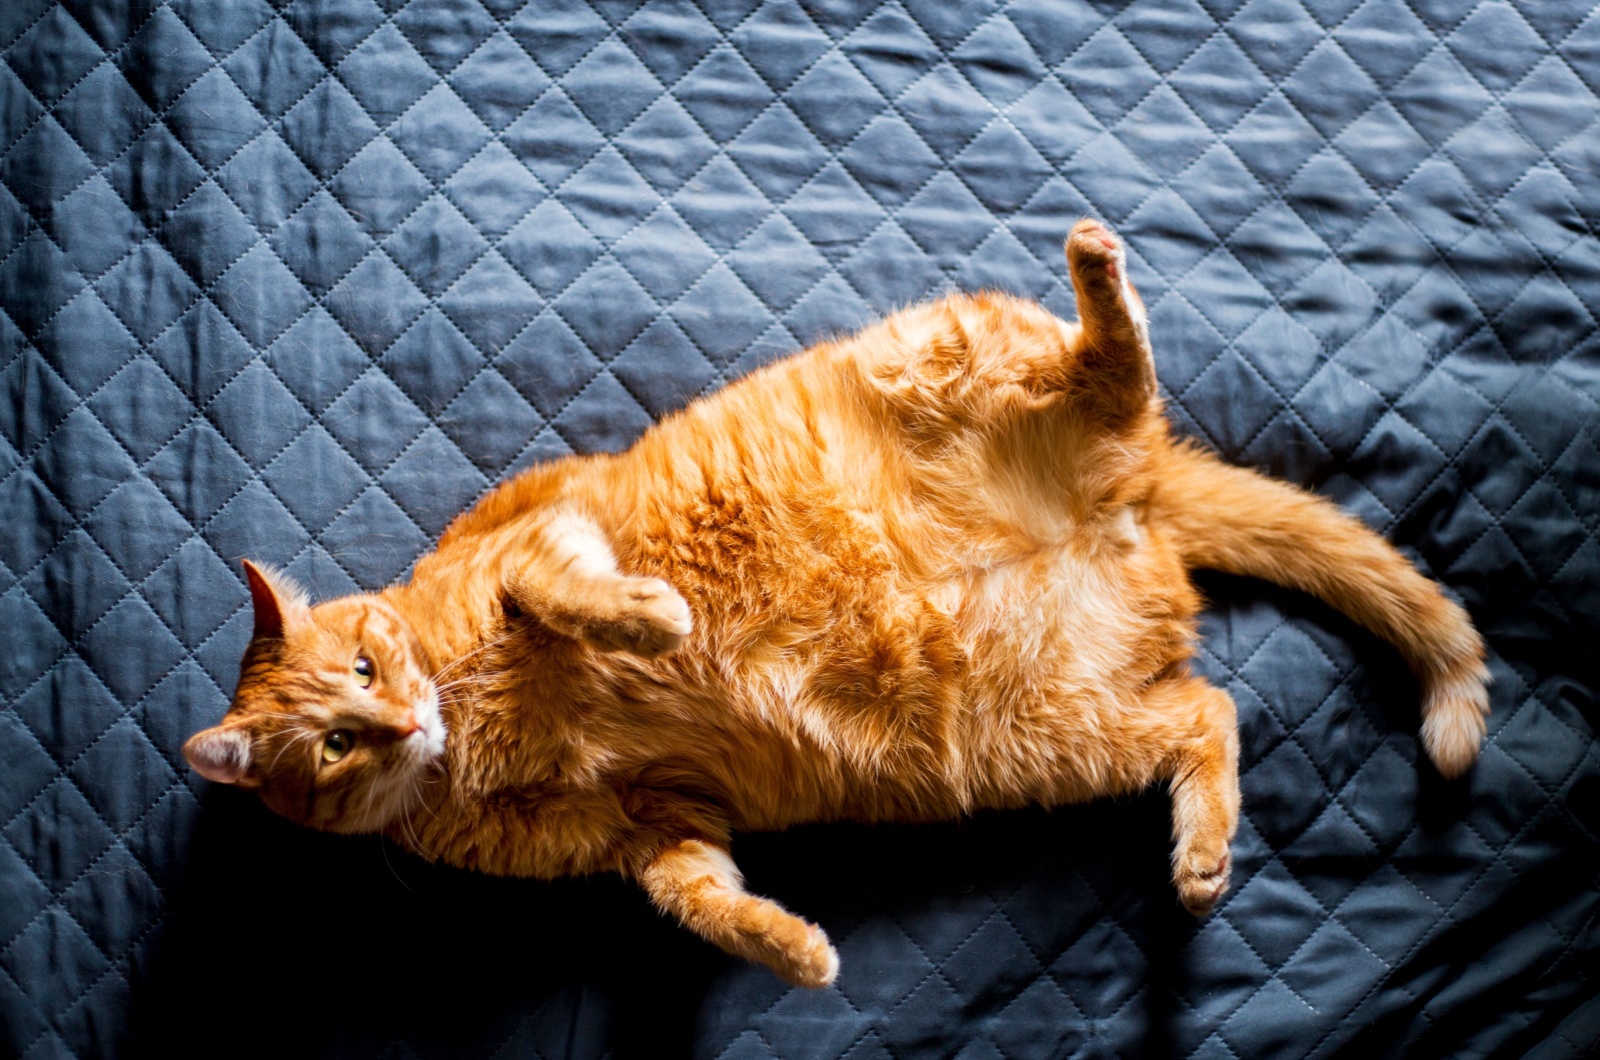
left=353, top=656, right=374, bottom=688
left=322, top=730, right=354, bottom=763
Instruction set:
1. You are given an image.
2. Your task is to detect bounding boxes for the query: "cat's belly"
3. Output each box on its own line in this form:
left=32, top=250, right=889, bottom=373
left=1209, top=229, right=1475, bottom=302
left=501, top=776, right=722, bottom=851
left=950, top=540, right=1194, bottom=803
left=958, top=528, right=1175, bottom=690
left=725, top=528, right=1197, bottom=826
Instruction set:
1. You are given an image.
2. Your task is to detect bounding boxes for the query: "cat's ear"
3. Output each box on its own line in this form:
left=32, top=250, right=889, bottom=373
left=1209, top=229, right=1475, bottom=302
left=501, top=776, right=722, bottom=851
left=183, top=725, right=259, bottom=787
left=242, top=559, right=308, bottom=640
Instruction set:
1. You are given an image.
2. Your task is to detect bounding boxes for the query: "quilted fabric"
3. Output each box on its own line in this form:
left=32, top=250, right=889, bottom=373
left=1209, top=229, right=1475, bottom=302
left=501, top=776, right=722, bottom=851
left=2, top=0, right=1597, bottom=1055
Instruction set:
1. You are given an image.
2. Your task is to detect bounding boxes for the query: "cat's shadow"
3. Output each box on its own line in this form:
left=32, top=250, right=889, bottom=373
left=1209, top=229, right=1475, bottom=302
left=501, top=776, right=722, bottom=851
left=130, top=576, right=1486, bottom=1058
left=129, top=787, right=1195, bottom=1059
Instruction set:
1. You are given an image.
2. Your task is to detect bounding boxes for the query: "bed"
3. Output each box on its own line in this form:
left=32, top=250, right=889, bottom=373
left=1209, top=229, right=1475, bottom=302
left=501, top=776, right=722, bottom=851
left=2, top=0, right=1596, bottom=1056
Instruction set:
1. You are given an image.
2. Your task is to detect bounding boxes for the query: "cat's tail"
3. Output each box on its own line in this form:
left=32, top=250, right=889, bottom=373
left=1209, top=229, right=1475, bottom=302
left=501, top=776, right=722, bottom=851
left=1148, top=440, right=1490, bottom=777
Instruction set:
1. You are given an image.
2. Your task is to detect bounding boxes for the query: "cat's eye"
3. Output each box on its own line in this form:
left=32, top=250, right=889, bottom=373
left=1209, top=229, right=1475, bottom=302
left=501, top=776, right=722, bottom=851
left=353, top=656, right=375, bottom=688
left=322, top=730, right=354, bottom=763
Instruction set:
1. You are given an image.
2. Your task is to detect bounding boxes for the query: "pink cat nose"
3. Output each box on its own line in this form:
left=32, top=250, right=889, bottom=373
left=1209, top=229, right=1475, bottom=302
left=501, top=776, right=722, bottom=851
left=396, top=711, right=420, bottom=737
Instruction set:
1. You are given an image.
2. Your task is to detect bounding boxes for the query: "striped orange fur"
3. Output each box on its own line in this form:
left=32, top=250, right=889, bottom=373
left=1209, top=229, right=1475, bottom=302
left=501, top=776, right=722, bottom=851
left=185, top=220, right=1489, bottom=987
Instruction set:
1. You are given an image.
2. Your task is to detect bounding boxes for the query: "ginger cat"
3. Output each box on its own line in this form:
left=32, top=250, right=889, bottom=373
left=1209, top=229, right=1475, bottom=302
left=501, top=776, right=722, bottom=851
left=185, top=221, right=1490, bottom=987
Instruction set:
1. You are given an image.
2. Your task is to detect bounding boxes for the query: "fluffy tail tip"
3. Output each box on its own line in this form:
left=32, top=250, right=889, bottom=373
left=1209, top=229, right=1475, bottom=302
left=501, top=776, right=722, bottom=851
left=1420, top=665, right=1491, bottom=778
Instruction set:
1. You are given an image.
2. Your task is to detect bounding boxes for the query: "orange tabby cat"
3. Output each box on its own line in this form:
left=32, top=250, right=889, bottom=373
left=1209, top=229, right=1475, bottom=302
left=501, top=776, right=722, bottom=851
left=185, top=220, right=1489, bottom=988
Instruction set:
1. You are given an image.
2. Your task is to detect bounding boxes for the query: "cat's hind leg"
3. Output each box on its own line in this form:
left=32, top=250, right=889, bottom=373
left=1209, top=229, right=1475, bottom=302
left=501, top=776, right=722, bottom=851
left=638, top=839, right=839, bottom=988
left=1148, top=442, right=1490, bottom=776
left=1065, top=219, right=1154, bottom=420
left=1145, top=677, right=1241, bottom=915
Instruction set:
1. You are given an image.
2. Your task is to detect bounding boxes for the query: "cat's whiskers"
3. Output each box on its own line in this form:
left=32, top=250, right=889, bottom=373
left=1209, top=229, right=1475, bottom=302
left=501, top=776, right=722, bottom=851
left=398, top=800, right=426, bottom=855
left=430, top=629, right=519, bottom=687
left=433, top=677, right=490, bottom=700
left=371, top=777, right=409, bottom=831
left=372, top=767, right=428, bottom=854
left=358, top=768, right=383, bottom=830
left=267, top=725, right=322, bottom=772
left=435, top=664, right=510, bottom=694
left=378, top=833, right=413, bottom=893
left=434, top=666, right=511, bottom=704
left=409, top=778, right=441, bottom=824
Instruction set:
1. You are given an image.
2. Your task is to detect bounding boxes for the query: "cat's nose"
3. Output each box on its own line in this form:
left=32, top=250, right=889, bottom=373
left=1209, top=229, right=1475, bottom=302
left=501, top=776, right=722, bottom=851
left=396, top=710, right=420, bottom=737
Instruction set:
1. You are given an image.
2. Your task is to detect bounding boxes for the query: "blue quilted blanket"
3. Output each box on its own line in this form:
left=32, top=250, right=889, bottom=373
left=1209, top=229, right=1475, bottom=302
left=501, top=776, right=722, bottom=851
left=3, top=0, right=1597, bottom=1056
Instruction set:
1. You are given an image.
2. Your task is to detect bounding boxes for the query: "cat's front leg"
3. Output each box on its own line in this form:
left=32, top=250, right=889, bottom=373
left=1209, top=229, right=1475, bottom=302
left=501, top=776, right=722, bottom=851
left=638, top=839, right=839, bottom=988
left=520, top=573, right=691, bottom=657
left=507, top=512, right=692, bottom=658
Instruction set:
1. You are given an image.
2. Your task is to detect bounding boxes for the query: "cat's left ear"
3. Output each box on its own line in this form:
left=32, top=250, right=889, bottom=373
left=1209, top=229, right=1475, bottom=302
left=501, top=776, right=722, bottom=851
left=242, top=559, right=309, bottom=640
left=183, top=724, right=261, bottom=788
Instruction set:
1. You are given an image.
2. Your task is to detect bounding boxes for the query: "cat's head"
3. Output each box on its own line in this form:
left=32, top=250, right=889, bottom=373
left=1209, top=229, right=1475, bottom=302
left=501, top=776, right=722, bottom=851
left=183, top=561, right=447, bottom=833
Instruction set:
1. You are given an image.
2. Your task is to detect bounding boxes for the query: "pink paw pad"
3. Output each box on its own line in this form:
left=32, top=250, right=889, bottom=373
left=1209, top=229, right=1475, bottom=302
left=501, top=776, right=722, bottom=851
left=1071, top=222, right=1123, bottom=275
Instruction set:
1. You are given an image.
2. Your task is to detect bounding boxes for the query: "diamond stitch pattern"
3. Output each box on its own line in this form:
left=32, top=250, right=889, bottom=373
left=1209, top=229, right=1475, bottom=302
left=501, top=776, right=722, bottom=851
left=1, top=0, right=1597, bottom=1057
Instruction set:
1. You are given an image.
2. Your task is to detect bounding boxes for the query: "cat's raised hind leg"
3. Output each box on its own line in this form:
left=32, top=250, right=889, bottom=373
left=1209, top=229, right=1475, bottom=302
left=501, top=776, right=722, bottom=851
left=1147, top=677, right=1241, bottom=915
left=638, top=839, right=839, bottom=988
left=1065, top=219, right=1154, bottom=420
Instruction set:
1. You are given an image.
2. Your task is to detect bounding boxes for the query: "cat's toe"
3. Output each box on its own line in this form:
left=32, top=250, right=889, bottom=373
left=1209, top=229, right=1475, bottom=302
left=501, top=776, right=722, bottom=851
left=780, top=926, right=840, bottom=989
left=1068, top=219, right=1124, bottom=277
left=631, top=578, right=691, bottom=626
left=1176, top=852, right=1231, bottom=916
left=618, top=578, right=693, bottom=656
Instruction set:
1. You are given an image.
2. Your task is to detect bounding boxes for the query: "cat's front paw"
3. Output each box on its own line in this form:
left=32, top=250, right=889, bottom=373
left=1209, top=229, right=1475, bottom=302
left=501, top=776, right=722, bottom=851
left=769, top=922, right=840, bottom=989
left=590, top=578, right=693, bottom=657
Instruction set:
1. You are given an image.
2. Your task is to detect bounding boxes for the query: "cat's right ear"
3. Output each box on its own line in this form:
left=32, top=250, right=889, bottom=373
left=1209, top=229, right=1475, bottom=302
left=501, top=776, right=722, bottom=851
left=242, top=559, right=308, bottom=640
left=183, top=725, right=259, bottom=787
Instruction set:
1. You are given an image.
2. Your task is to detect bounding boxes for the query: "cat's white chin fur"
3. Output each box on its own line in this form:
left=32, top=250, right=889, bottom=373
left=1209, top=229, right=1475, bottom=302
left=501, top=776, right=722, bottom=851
left=411, top=686, right=448, bottom=761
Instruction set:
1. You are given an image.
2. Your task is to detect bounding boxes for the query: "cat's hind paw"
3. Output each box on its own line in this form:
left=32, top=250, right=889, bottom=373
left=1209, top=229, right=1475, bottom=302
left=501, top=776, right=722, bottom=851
left=1064, top=218, right=1150, bottom=381
left=1175, top=851, right=1231, bottom=916
left=1067, top=217, right=1125, bottom=281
